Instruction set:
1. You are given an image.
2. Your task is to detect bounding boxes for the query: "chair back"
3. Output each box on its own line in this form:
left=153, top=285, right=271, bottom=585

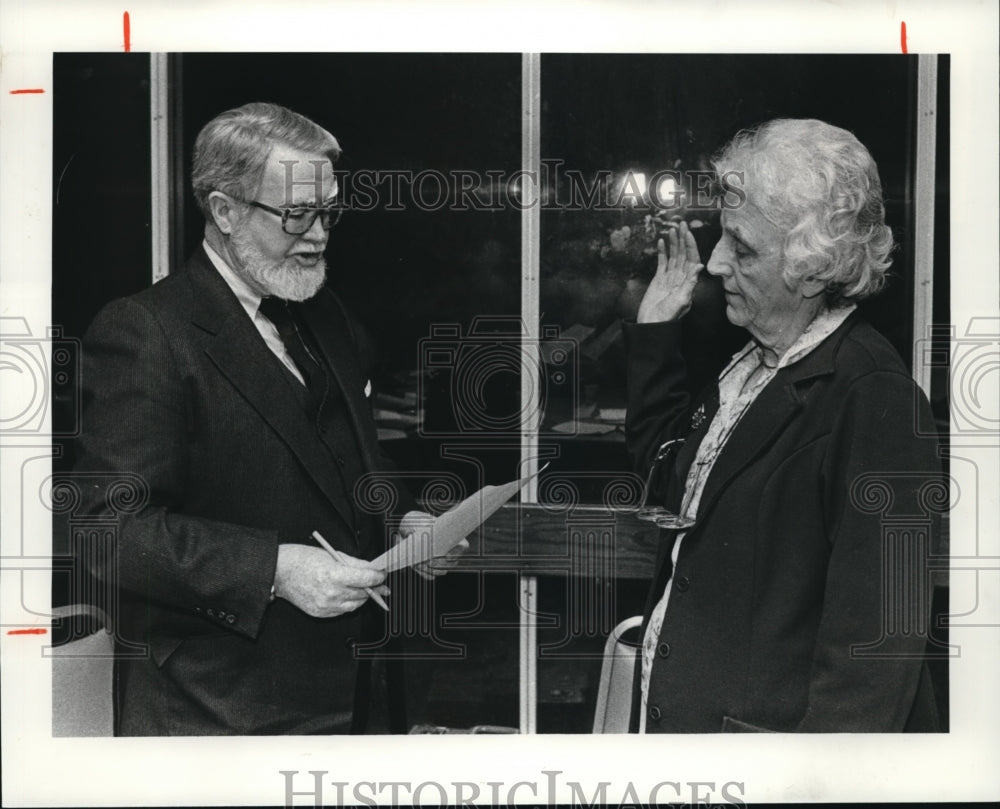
left=49, top=605, right=114, bottom=737
left=592, top=615, right=643, bottom=733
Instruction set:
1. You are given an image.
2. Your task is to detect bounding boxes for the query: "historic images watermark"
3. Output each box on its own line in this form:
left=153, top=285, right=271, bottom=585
left=278, top=158, right=748, bottom=214
left=914, top=317, right=1000, bottom=437
left=349, top=465, right=645, bottom=663
left=279, top=768, right=747, bottom=808
left=0, top=317, right=80, bottom=437
left=417, top=317, right=578, bottom=437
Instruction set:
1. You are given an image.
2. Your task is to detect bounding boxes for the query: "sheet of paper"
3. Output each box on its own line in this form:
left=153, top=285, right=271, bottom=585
left=371, top=464, right=547, bottom=572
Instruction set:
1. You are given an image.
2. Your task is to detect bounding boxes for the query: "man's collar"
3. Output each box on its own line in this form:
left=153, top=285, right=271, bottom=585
left=202, top=238, right=261, bottom=322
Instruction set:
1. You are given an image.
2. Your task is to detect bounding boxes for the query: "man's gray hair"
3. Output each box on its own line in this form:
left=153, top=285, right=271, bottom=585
left=713, top=118, right=894, bottom=306
left=191, top=102, right=341, bottom=219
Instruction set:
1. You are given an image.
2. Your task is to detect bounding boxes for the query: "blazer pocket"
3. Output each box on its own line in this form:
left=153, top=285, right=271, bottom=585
left=148, top=631, right=230, bottom=669
left=148, top=635, right=185, bottom=669
left=721, top=715, right=776, bottom=733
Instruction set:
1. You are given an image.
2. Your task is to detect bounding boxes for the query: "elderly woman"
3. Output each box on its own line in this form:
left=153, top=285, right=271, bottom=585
left=625, top=118, right=942, bottom=732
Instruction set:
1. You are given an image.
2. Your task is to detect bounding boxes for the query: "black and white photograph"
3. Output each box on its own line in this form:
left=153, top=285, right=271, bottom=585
left=1, top=1, right=997, bottom=807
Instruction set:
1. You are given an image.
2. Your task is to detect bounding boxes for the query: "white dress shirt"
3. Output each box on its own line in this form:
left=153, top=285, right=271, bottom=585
left=202, top=240, right=306, bottom=385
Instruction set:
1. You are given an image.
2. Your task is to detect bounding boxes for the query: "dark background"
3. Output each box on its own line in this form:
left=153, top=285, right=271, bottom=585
left=53, top=53, right=951, bottom=470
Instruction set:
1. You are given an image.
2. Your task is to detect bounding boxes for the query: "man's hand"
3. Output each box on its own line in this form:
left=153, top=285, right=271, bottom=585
left=636, top=220, right=704, bottom=324
left=273, top=544, right=387, bottom=618
left=397, top=509, right=470, bottom=581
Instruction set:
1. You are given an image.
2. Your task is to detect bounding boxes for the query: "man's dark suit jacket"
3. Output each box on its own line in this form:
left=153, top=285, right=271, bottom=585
left=624, top=312, right=943, bottom=732
left=74, top=247, right=411, bottom=735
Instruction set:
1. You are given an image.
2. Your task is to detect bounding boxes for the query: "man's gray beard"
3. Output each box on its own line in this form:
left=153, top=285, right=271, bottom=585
left=231, top=230, right=326, bottom=302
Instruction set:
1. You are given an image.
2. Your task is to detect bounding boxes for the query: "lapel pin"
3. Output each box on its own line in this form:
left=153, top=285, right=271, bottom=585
left=690, top=404, right=706, bottom=431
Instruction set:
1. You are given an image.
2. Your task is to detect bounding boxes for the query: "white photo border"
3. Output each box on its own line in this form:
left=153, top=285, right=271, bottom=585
left=2, top=1, right=998, bottom=806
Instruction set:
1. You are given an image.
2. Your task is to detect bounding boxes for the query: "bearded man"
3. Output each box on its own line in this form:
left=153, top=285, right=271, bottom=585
left=73, top=103, right=458, bottom=735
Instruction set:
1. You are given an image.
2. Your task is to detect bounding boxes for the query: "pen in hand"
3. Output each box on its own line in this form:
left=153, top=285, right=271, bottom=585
left=311, top=530, right=389, bottom=612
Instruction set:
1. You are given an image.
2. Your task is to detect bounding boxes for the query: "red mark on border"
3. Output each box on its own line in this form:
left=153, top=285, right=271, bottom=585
left=124, top=11, right=131, bottom=53
left=7, top=628, right=48, bottom=635
left=9, top=88, right=45, bottom=94
left=900, top=21, right=908, bottom=54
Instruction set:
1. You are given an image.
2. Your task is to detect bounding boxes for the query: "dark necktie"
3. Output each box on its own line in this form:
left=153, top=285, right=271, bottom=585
left=258, top=297, right=323, bottom=392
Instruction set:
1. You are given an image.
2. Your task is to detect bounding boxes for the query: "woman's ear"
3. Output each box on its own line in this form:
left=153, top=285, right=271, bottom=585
left=799, top=273, right=827, bottom=299
left=207, top=191, right=240, bottom=235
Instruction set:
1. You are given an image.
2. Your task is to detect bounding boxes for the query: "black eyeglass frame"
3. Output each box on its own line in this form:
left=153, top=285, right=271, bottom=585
left=235, top=197, right=343, bottom=235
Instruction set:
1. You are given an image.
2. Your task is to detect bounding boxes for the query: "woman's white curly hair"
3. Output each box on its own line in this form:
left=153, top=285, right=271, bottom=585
left=713, top=119, right=894, bottom=305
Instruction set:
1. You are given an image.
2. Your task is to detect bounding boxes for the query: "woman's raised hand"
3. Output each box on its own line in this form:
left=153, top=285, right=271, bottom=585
left=636, top=220, right=704, bottom=324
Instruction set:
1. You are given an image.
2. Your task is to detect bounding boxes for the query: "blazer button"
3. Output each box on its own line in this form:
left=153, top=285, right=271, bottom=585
left=657, top=642, right=671, bottom=659
left=344, top=636, right=357, bottom=650
left=336, top=456, right=346, bottom=467
left=206, top=608, right=215, bottom=618
left=226, top=613, right=237, bottom=624
left=649, top=705, right=662, bottom=722
left=675, top=576, right=690, bottom=592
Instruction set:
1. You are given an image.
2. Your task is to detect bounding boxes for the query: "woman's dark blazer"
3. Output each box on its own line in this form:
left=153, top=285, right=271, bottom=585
left=624, top=312, right=944, bottom=732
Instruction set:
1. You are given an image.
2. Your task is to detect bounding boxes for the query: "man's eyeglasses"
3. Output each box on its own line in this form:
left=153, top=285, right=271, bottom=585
left=238, top=198, right=343, bottom=235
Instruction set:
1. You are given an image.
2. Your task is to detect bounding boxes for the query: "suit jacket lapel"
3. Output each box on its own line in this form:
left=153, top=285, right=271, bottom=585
left=296, top=293, right=382, bottom=474
left=693, top=380, right=803, bottom=523
left=669, top=386, right=720, bottom=504
left=183, top=249, right=357, bottom=531
left=691, top=314, right=855, bottom=526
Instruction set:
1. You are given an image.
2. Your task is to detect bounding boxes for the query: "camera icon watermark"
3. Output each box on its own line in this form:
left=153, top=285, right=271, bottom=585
left=914, top=317, right=999, bottom=436
left=0, top=317, right=80, bottom=436
left=848, top=471, right=954, bottom=659
left=417, top=317, right=578, bottom=438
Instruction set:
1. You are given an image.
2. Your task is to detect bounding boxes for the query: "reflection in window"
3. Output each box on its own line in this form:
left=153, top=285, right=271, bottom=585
left=539, top=54, right=917, bottom=461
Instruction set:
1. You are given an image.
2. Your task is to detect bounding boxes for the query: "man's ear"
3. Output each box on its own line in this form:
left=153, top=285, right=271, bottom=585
left=207, top=191, right=241, bottom=235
